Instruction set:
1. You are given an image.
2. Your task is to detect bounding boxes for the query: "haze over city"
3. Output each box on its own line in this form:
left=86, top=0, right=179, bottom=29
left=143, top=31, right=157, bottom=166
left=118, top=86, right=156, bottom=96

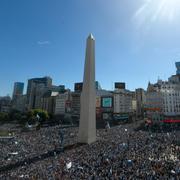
left=1, top=0, right=180, bottom=96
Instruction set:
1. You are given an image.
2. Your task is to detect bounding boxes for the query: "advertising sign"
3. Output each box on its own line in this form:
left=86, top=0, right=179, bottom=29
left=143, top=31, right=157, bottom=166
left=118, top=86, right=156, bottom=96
left=115, top=82, right=126, bottom=89
left=96, top=97, right=101, bottom=107
left=74, top=83, right=83, bottom=92
left=102, top=97, right=113, bottom=108
left=114, top=113, right=129, bottom=120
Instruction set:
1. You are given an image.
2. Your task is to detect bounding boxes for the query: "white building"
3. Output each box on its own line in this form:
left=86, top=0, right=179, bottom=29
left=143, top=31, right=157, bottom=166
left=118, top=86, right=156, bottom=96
left=55, top=91, right=71, bottom=115
left=113, top=89, right=133, bottom=114
left=145, top=62, right=180, bottom=118
left=157, top=80, right=180, bottom=116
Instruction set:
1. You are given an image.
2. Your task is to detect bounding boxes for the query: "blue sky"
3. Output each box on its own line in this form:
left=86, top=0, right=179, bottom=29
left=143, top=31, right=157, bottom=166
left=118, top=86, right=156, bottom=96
left=0, top=0, right=180, bottom=96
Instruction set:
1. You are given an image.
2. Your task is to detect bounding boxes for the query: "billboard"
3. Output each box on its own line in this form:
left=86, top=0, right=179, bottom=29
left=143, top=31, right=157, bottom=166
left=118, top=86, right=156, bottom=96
left=101, top=97, right=113, bottom=108
left=96, top=97, right=101, bottom=107
left=113, top=113, right=129, bottom=120
left=115, top=82, right=126, bottom=89
left=74, top=83, right=83, bottom=92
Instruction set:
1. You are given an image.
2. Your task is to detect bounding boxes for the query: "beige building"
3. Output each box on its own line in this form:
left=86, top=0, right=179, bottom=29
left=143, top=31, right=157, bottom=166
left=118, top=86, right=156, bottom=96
left=132, top=99, right=137, bottom=113
left=55, top=90, right=71, bottom=115
left=41, top=91, right=59, bottom=114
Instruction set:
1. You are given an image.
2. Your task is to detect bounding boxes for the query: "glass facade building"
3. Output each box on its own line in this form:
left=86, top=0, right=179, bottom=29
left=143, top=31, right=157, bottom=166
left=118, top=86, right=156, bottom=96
left=176, top=62, right=180, bottom=75
left=12, top=82, right=24, bottom=100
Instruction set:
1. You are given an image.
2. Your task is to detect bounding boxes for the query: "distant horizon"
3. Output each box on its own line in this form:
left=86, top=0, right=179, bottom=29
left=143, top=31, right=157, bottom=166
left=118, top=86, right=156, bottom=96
left=1, top=65, right=178, bottom=97
left=0, top=59, right=179, bottom=97
left=1, top=0, right=180, bottom=96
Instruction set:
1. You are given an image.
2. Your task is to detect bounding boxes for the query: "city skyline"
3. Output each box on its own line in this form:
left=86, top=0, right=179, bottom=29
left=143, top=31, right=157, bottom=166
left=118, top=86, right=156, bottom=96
left=1, top=0, right=180, bottom=96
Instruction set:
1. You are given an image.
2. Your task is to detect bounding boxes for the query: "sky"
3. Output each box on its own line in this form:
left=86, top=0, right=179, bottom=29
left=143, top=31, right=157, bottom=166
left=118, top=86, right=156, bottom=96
left=1, top=0, right=180, bottom=96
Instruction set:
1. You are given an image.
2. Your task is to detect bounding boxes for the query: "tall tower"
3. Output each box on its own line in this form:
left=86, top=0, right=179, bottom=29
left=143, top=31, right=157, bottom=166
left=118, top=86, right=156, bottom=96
left=12, top=82, right=24, bottom=100
left=78, top=34, right=96, bottom=144
left=26, top=77, right=52, bottom=110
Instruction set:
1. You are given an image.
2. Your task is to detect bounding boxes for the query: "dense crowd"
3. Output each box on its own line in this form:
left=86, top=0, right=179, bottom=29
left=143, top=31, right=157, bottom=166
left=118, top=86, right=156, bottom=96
left=0, top=121, right=180, bottom=179
left=0, top=125, right=77, bottom=168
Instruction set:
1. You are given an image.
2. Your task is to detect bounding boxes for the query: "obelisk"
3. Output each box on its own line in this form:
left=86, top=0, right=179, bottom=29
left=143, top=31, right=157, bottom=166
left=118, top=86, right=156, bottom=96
left=78, top=34, right=96, bottom=144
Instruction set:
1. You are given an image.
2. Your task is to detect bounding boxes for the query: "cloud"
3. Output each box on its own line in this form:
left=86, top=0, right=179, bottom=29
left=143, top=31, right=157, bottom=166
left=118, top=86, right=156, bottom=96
left=37, top=41, right=51, bottom=45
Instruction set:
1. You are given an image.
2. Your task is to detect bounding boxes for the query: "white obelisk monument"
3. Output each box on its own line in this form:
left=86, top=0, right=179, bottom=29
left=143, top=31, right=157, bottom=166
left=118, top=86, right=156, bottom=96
left=78, top=34, right=96, bottom=144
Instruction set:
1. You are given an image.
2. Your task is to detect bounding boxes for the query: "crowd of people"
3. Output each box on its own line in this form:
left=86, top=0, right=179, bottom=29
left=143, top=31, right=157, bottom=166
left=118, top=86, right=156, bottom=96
left=0, top=125, right=77, bottom=168
left=0, top=121, right=180, bottom=179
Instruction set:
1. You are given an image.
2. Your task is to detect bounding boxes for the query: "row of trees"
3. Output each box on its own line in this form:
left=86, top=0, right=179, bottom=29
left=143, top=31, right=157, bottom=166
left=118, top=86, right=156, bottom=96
left=0, top=109, right=49, bottom=124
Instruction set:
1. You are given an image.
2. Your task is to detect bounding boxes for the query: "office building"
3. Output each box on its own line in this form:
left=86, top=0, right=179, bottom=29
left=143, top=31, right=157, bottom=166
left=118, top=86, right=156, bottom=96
left=0, top=96, right=11, bottom=113
left=113, top=89, right=133, bottom=114
left=26, top=76, right=52, bottom=109
left=51, top=85, right=65, bottom=93
left=145, top=82, right=164, bottom=122
left=135, top=88, right=146, bottom=117
left=41, top=91, right=59, bottom=114
left=145, top=62, right=180, bottom=122
left=55, top=90, right=71, bottom=115
left=12, top=82, right=24, bottom=101
left=12, top=95, right=27, bottom=112
left=157, top=80, right=180, bottom=116
left=176, top=62, right=180, bottom=75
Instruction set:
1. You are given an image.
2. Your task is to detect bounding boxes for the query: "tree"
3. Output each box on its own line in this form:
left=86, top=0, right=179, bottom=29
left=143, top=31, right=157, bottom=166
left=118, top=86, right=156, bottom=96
left=9, top=109, right=22, bottom=121
left=0, top=112, right=9, bottom=122
left=27, top=110, right=34, bottom=119
left=27, top=109, right=49, bottom=123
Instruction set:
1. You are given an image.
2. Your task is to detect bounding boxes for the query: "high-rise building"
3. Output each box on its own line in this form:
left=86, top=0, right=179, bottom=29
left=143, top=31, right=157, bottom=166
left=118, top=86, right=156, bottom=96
left=156, top=80, right=180, bottom=116
left=96, top=81, right=102, bottom=90
left=113, top=89, right=133, bottom=114
left=113, top=89, right=134, bottom=121
left=145, top=82, right=164, bottom=123
left=12, top=82, right=24, bottom=100
left=176, top=62, right=180, bottom=75
left=41, top=91, right=59, bottom=114
left=51, top=85, right=65, bottom=93
left=26, top=77, right=52, bottom=109
left=135, top=88, right=146, bottom=118
left=145, top=62, right=180, bottom=123
left=55, top=90, right=72, bottom=115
